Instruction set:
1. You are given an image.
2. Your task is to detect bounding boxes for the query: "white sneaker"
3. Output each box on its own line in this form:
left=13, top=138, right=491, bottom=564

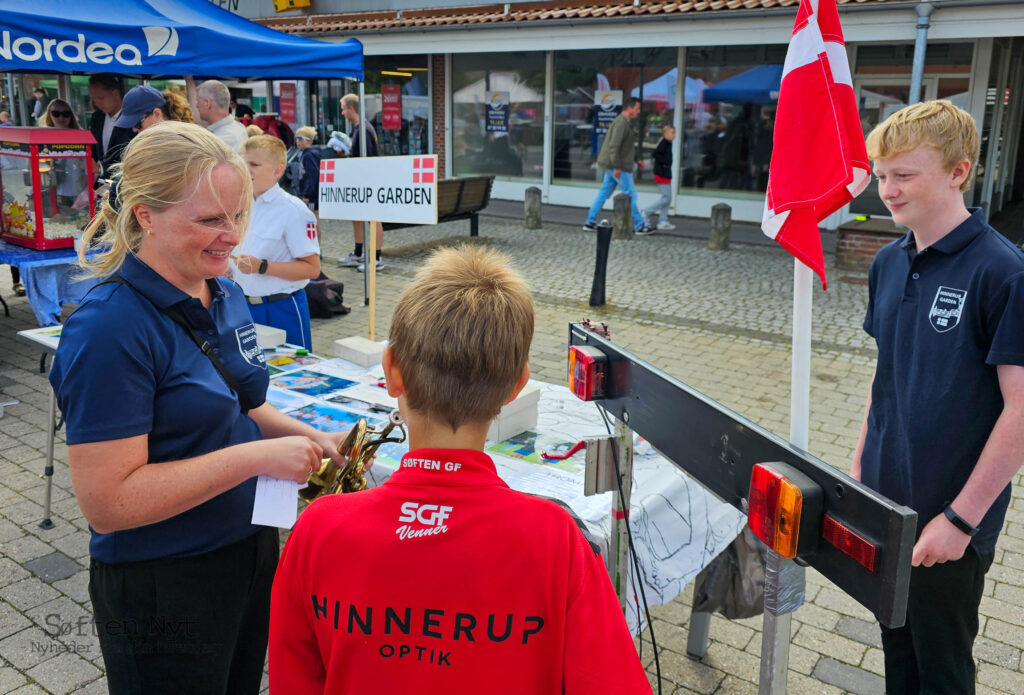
left=357, top=259, right=384, bottom=272
left=338, top=252, right=364, bottom=267
left=657, top=222, right=676, bottom=230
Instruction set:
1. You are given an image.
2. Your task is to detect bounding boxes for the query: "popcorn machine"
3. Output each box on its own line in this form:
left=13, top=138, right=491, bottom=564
left=0, top=127, right=97, bottom=250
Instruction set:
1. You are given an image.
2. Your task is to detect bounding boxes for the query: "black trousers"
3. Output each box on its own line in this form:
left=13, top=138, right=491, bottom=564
left=880, top=545, right=994, bottom=695
left=90, top=527, right=279, bottom=695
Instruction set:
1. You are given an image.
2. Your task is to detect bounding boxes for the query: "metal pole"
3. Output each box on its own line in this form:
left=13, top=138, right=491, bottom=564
left=5, top=73, right=16, bottom=124
left=39, top=388, right=57, bottom=530
left=908, top=1, right=934, bottom=105
left=589, top=219, right=613, bottom=307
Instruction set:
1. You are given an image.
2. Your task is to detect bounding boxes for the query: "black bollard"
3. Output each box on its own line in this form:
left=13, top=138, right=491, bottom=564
left=590, top=219, right=613, bottom=307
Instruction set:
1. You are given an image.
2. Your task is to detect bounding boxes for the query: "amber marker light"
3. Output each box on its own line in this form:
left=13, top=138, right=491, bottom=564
left=747, top=462, right=823, bottom=559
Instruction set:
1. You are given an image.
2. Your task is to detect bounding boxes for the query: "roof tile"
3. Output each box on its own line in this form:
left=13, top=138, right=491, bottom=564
left=261, top=0, right=896, bottom=35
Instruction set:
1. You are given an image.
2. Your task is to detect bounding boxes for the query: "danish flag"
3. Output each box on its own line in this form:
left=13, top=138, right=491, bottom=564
left=306, top=221, right=317, bottom=240
left=762, top=0, right=869, bottom=289
left=319, top=158, right=335, bottom=184
left=412, top=157, right=435, bottom=184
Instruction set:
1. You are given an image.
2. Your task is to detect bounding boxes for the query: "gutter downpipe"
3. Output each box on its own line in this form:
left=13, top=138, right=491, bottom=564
left=909, top=1, right=935, bottom=104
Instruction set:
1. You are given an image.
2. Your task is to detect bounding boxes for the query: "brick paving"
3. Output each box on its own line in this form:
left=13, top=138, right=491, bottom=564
left=1, top=214, right=1022, bottom=694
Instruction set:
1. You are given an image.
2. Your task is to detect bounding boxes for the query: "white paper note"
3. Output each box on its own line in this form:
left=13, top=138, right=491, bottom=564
left=251, top=475, right=300, bottom=529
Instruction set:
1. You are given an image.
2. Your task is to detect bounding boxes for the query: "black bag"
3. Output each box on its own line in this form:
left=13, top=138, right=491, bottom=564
left=305, top=272, right=350, bottom=319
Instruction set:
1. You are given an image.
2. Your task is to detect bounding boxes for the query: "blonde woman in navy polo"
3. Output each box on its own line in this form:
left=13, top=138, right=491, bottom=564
left=49, top=123, right=352, bottom=695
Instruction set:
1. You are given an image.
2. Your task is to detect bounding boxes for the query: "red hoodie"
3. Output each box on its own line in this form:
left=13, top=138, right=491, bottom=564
left=269, top=448, right=651, bottom=694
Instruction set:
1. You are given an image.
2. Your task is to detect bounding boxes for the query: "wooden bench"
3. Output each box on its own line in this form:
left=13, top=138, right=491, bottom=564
left=381, top=175, right=494, bottom=237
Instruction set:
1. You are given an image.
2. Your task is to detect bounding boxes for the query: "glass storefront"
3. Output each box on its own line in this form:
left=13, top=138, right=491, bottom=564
left=681, top=44, right=787, bottom=194
left=552, top=47, right=676, bottom=186
left=451, top=51, right=545, bottom=180
left=363, top=55, right=430, bottom=156
left=851, top=42, right=973, bottom=214
left=308, top=56, right=429, bottom=155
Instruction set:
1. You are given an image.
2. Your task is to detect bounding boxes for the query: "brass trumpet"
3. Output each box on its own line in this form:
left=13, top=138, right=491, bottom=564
left=299, top=409, right=406, bottom=501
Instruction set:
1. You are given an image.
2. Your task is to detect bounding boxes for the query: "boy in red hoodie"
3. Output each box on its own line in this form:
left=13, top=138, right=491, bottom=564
left=269, top=245, right=650, bottom=694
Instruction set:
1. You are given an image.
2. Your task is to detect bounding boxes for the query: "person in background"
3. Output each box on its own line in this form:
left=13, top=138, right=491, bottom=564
left=31, top=88, right=46, bottom=123
left=852, top=100, right=1024, bottom=694
left=269, top=245, right=651, bottom=695
left=0, top=110, right=14, bottom=126
left=186, top=77, right=248, bottom=151
left=38, top=99, right=81, bottom=129
left=115, top=85, right=194, bottom=132
left=337, top=93, right=384, bottom=272
left=232, top=135, right=321, bottom=350
left=643, top=124, right=676, bottom=232
left=50, top=122, right=348, bottom=694
left=232, top=98, right=256, bottom=120
left=582, top=97, right=653, bottom=236
left=290, top=126, right=321, bottom=216
left=88, top=74, right=133, bottom=178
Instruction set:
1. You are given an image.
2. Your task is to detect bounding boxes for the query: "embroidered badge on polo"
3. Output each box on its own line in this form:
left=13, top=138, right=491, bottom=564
left=235, top=324, right=267, bottom=368
left=929, top=286, right=967, bottom=333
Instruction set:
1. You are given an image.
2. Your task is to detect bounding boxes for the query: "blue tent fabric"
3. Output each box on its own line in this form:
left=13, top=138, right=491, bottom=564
left=703, top=65, right=783, bottom=105
left=0, top=0, right=362, bottom=80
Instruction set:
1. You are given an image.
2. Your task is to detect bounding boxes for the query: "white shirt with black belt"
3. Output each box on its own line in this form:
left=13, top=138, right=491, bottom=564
left=232, top=185, right=319, bottom=300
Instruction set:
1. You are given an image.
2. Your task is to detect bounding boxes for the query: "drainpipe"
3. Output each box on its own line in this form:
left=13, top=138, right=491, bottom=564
left=908, top=1, right=934, bottom=104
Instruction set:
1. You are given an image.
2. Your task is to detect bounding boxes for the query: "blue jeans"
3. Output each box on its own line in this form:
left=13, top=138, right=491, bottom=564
left=586, top=169, right=644, bottom=231
left=644, top=183, right=672, bottom=224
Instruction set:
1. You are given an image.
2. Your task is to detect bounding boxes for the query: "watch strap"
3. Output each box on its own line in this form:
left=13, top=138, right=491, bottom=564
left=943, top=505, right=979, bottom=537
left=258, top=258, right=268, bottom=274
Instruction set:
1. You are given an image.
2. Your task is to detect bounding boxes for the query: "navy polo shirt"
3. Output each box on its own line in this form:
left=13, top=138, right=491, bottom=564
left=861, top=208, right=1024, bottom=554
left=50, top=254, right=270, bottom=563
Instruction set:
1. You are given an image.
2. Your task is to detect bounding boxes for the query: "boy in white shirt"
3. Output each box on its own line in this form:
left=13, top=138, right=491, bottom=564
left=233, top=135, right=321, bottom=350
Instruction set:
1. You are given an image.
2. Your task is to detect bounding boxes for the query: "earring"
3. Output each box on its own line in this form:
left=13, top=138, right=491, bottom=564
left=145, top=228, right=153, bottom=237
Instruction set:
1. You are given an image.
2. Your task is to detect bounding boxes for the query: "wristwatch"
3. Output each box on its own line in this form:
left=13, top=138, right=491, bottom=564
left=943, top=504, right=979, bottom=537
left=258, top=259, right=268, bottom=275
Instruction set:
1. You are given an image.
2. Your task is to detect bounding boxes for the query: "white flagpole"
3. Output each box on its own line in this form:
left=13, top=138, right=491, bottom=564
left=791, top=259, right=812, bottom=450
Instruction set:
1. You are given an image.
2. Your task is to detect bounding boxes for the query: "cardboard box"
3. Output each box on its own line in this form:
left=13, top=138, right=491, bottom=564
left=334, top=336, right=386, bottom=367
left=254, top=323, right=287, bottom=348
left=487, top=383, right=541, bottom=442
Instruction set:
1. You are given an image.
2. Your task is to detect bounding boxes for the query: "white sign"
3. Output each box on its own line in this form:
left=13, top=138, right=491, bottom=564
left=318, top=155, right=438, bottom=225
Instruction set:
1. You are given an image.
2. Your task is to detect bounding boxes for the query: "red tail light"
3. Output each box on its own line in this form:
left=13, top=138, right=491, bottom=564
left=568, top=345, right=607, bottom=401
left=822, top=514, right=878, bottom=572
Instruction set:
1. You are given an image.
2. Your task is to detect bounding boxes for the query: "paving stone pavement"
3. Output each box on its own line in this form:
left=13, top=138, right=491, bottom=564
left=1, top=214, right=1022, bottom=694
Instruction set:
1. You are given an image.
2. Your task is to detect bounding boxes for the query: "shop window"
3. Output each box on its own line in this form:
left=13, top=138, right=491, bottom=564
left=361, top=55, right=430, bottom=156
left=451, top=51, right=546, bottom=181
left=552, top=47, right=676, bottom=186
left=681, top=45, right=787, bottom=194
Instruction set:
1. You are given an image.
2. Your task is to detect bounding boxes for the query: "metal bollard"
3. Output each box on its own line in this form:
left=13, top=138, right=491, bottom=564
left=590, top=219, right=613, bottom=307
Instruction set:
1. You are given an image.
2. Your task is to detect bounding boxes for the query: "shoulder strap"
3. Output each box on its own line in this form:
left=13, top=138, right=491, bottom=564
left=92, top=276, right=254, bottom=414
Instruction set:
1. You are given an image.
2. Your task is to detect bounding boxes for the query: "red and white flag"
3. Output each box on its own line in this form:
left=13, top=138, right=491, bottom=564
left=762, top=0, right=869, bottom=289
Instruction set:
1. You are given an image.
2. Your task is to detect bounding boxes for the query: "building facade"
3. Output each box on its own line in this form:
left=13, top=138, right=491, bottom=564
left=247, top=0, right=1024, bottom=231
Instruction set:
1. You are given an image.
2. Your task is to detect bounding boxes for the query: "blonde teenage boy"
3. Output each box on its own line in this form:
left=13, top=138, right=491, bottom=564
left=269, top=246, right=650, bottom=695
left=852, top=100, right=1024, bottom=694
left=233, top=135, right=321, bottom=350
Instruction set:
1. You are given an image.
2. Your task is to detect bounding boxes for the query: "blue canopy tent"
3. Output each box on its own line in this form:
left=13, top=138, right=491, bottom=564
left=0, top=0, right=362, bottom=80
left=703, top=65, right=783, bottom=105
